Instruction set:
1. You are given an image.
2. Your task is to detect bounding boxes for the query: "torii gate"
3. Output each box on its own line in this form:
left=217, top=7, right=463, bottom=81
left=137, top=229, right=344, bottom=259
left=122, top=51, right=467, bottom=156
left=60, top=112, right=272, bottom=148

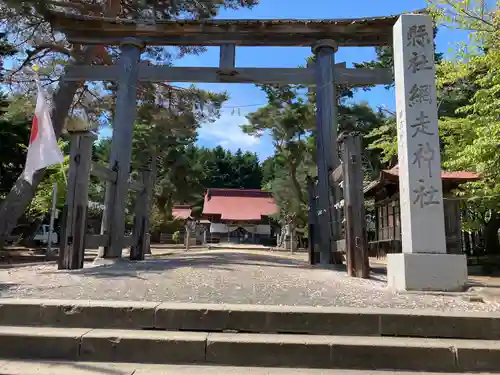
left=49, top=10, right=468, bottom=292
left=48, top=11, right=394, bottom=266
left=46, top=10, right=469, bottom=291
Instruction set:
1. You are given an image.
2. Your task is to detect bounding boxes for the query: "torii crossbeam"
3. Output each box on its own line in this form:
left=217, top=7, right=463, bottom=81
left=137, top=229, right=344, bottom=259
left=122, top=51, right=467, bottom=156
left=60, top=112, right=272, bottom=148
left=47, top=12, right=400, bottom=46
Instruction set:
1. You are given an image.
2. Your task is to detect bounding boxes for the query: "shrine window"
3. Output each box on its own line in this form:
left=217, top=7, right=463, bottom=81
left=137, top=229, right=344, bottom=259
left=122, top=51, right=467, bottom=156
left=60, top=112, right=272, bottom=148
left=377, top=200, right=400, bottom=241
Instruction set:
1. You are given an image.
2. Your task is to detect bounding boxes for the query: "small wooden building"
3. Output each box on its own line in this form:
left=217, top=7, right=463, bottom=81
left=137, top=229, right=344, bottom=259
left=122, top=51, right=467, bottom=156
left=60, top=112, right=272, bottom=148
left=364, top=166, right=479, bottom=257
left=172, top=205, right=192, bottom=220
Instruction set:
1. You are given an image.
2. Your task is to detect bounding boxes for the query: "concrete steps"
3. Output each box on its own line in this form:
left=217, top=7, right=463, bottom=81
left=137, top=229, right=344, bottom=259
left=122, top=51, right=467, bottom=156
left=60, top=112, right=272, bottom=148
left=1, top=299, right=499, bottom=339
left=0, top=326, right=499, bottom=372
left=0, top=299, right=499, bottom=372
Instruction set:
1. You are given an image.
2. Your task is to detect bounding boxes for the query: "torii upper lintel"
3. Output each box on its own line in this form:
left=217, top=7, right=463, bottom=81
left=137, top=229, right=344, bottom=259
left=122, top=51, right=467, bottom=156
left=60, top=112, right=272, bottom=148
left=45, top=11, right=427, bottom=47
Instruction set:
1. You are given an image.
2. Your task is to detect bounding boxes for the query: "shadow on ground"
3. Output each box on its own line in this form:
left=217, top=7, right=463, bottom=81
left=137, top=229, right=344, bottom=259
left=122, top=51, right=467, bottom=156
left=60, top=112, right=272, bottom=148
left=39, top=251, right=316, bottom=279
left=37, top=251, right=392, bottom=284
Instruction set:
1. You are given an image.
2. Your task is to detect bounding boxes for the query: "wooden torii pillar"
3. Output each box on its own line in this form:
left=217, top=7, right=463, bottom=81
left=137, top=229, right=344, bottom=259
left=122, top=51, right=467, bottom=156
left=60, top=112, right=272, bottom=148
left=307, top=176, right=319, bottom=265
left=313, top=40, right=342, bottom=265
left=130, top=166, right=154, bottom=260
left=99, top=38, right=145, bottom=259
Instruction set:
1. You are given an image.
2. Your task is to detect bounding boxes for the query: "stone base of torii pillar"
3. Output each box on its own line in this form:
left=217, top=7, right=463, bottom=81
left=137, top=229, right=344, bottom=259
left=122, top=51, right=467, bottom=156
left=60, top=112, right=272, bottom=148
left=387, top=253, right=467, bottom=292
left=388, top=14, right=468, bottom=292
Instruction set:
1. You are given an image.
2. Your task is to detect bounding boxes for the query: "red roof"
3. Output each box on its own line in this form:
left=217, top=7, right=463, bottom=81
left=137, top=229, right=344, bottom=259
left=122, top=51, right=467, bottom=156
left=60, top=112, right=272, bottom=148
left=172, top=205, right=192, bottom=220
left=364, top=166, right=480, bottom=196
left=384, top=166, right=479, bottom=180
left=202, top=188, right=277, bottom=221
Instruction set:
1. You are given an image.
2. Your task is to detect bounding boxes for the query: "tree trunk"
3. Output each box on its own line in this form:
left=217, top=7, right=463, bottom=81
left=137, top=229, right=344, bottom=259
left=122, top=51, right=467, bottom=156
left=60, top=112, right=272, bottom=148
left=289, top=162, right=303, bottom=206
left=484, top=214, right=500, bottom=255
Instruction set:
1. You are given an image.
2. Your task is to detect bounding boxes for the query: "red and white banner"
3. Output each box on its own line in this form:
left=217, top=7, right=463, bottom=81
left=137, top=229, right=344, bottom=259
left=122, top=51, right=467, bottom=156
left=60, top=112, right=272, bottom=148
left=22, top=81, right=64, bottom=184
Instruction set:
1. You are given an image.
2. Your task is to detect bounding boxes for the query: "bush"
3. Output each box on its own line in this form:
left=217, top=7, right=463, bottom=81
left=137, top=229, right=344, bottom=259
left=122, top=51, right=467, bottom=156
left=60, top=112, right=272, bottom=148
left=172, top=231, right=181, bottom=244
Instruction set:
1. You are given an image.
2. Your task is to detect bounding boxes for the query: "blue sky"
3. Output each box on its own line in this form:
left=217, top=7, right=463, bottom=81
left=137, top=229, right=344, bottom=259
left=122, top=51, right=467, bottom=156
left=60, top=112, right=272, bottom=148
left=167, top=0, right=469, bottom=162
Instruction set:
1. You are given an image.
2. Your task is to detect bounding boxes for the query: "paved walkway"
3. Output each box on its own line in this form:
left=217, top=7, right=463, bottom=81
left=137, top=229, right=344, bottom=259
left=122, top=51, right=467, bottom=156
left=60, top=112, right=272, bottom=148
left=0, top=249, right=498, bottom=312
left=1, top=361, right=495, bottom=375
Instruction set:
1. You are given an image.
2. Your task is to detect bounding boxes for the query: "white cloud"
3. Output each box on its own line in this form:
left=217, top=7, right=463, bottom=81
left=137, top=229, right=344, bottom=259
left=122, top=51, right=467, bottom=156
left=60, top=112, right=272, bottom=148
left=198, top=113, right=260, bottom=151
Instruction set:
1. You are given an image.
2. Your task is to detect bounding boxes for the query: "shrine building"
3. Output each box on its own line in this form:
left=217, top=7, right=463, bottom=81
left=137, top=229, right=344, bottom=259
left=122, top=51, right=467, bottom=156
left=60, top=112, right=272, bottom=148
left=201, top=188, right=278, bottom=245
left=364, top=166, right=479, bottom=257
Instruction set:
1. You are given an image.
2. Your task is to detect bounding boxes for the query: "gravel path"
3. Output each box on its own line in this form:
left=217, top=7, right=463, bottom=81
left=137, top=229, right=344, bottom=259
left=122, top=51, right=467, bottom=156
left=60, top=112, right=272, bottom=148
left=0, top=250, right=498, bottom=312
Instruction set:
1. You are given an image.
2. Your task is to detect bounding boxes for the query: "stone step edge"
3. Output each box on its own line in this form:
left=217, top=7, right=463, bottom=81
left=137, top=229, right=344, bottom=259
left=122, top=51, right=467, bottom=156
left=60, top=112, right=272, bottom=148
left=3, top=360, right=491, bottom=375
left=1, top=326, right=500, bottom=372
left=0, top=298, right=499, bottom=340
left=2, top=360, right=498, bottom=375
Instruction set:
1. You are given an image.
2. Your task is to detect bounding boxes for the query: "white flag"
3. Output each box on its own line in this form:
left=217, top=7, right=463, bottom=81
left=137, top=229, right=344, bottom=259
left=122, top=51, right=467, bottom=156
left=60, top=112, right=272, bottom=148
left=22, top=81, right=64, bottom=184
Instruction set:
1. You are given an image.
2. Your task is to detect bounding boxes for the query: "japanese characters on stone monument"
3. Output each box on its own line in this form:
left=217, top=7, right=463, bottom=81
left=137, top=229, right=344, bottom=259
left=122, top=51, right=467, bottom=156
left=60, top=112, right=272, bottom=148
left=388, top=14, right=467, bottom=291
left=394, top=14, right=446, bottom=254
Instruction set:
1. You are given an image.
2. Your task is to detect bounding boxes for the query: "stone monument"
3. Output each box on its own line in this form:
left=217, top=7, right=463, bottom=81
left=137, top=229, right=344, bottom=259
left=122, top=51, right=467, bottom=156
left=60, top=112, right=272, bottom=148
left=388, top=14, right=468, bottom=291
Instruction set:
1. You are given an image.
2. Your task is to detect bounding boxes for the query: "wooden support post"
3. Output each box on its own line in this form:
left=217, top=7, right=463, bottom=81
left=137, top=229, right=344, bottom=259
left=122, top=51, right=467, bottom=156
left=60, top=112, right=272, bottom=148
left=130, top=167, right=152, bottom=261
left=219, top=44, right=236, bottom=69
left=290, top=221, right=296, bottom=254
left=339, top=132, right=369, bottom=278
left=307, top=177, right=318, bottom=265
left=101, top=37, right=144, bottom=259
left=59, top=131, right=95, bottom=270
left=144, top=152, right=156, bottom=255
left=313, top=39, right=342, bottom=265
left=185, top=220, right=191, bottom=251
left=330, top=165, right=343, bottom=184
left=98, top=170, right=115, bottom=258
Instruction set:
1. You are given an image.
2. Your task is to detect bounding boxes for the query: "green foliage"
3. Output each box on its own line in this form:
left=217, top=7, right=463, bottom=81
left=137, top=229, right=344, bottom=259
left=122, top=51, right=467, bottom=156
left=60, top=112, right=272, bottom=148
left=0, top=32, right=16, bottom=81
left=261, top=156, right=283, bottom=185
left=172, top=230, right=181, bottom=244
left=243, top=84, right=314, bottom=226
left=427, top=0, right=497, bottom=53
left=152, top=144, right=263, bottom=221
left=365, top=117, right=398, bottom=166
left=0, top=92, right=68, bottom=216
left=95, top=126, right=263, bottom=228
left=244, top=79, right=389, bottom=227
left=354, top=21, right=443, bottom=90
left=431, top=1, right=500, bottom=252
left=440, top=44, right=499, bottom=231
left=338, top=103, right=388, bottom=180
left=0, top=95, right=32, bottom=197
left=27, top=149, right=69, bottom=217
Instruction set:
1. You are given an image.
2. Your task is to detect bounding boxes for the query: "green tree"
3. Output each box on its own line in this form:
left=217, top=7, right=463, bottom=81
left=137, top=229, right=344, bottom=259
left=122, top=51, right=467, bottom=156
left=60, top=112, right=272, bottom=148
left=243, top=79, right=389, bottom=230
left=243, top=84, right=315, bottom=230
left=0, top=95, right=32, bottom=197
left=0, top=0, right=259, bottom=243
left=438, top=4, right=499, bottom=253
